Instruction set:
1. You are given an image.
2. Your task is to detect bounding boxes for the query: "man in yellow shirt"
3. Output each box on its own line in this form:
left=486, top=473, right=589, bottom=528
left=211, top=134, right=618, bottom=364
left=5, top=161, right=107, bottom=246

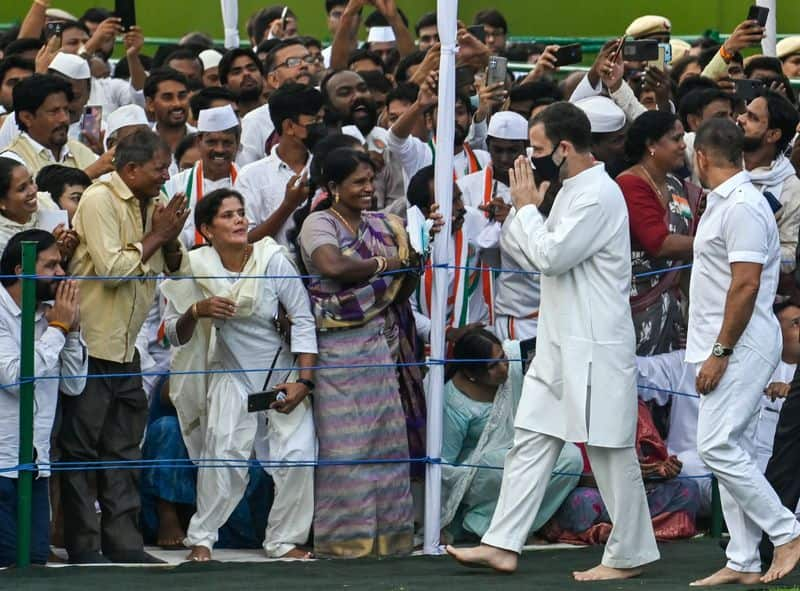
left=59, top=129, right=189, bottom=564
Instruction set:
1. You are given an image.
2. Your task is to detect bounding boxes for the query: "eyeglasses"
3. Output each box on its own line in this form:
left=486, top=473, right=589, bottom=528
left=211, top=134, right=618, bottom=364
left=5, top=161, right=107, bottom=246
left=275, top=54, right=316, bottom=69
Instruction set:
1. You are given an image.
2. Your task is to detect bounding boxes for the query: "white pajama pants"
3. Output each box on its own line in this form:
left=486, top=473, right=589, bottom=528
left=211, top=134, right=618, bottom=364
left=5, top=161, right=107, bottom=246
left=184, top=380, right=316, bottom=557
left=695, top=345, right=800, bottom=573
left=482, top=428, right=660, bottom=569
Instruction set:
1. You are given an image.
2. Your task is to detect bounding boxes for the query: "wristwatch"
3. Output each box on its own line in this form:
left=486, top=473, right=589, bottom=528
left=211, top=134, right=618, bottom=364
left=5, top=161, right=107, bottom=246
left=295, top=378, right=315, bottom=393
left=711, top=343, right=733, bottom=358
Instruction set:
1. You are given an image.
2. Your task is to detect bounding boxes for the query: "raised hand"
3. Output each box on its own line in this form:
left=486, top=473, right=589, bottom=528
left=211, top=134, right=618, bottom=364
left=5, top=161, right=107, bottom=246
left=46, top=279, right=80, bottom=330
left=152, top=192, right=191, bottom=244
left=123, top=25, right=144, bottom=57
left=284, top=171, right=310, bottom=209
left=509, top=155, right=548, bottom=210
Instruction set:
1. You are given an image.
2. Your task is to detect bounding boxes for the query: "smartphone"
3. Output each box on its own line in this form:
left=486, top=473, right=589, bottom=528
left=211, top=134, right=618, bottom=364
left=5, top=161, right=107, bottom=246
left=748, top=5, right=769, bottom=27
left=554, top=43, right=583, bottom=67
left=45, top=21, right=64, bottom=38
left=735, top=78, right=765, bottom=103
left=280, top=6, right=289, bottom=32
left=114, top=0, right=136, bottom=31
left=248, top=389, right=284, bottom=412
left=622, top=39, right=659, bottom=62
left=647, top=43, right=672, bottom=70
left=455, top=65, right=475, bottom=89
left=467, top=25, right=486, bottom=44
left=486, top=56, right=508, bottom=87
left=80, top=106, right=102, bottom=141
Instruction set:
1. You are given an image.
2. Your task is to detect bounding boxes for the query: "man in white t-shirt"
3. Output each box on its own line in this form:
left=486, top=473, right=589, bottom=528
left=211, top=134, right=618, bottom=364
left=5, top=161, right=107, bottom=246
left=687, top=117, right=800, bottom=586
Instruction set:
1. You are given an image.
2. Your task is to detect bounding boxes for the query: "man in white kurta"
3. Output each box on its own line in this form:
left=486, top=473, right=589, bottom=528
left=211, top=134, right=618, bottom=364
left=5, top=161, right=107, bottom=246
left=448, top=102, right=658, bottom=581
left=162, top=237, right=317, bottom=560
left=687, top=118, right=800, bottom=586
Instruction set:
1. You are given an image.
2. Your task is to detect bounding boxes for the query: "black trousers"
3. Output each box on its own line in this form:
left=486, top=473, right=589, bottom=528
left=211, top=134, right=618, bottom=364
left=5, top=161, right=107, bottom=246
left=58, top=354, right=149, bottom=559
left=760, top=365, right=800, bottom=564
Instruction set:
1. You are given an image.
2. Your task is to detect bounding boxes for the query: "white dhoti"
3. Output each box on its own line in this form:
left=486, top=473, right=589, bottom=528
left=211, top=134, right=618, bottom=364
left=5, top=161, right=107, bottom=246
left=481, top=427, right=659, bottom=568
left=184, top=372, right=315, bottom=556
left=695, top=346, right=800, bottom=573
left=493, top=314, right=538, bottom=342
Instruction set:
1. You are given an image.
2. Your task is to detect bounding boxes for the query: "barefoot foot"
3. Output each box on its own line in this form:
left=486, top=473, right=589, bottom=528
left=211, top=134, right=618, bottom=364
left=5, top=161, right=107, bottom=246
left=762, top=535, right=800, bottom=583
left=278, top=547, right=314, bottom=559
left=573, top=564, right=642, bottom=581
left=186, top=546, right=211, bottom=562
left=690, top=566, right=761, bottom=586
left=445, top=544, right=518, bottom=573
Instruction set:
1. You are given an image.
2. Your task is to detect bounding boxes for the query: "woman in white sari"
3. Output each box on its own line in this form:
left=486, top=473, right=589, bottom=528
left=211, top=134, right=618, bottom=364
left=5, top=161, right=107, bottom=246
left=162, top=188, right=318, bottom=562
left=441, top=329, right=583, bottom=542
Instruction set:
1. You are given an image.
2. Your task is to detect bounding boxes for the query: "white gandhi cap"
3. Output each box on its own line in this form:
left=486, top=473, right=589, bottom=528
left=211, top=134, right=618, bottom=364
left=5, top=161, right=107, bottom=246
left=199, top=49, right=223, bottom=70
left=487, top=111, right=529, bottom=141
left=49, top=52, right=90, bottom=80
left=573, top=96, right=626, bottom=133
left=197, top=104, right=239, bottom=133
left=367, top=26, right=396, bottom=44
left=106, top=105, right=149, bottom=138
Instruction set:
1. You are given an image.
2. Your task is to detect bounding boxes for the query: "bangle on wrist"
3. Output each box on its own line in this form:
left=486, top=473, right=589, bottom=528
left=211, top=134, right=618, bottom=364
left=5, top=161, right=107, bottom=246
left=295, top=378, right=315, bottom=393
left=374, top=256, right=387, bottom=275
left=48, top=320, right=70, bottom=335
left=719, top=45, right=734, bottom=62
left=191, top=302, right=199, bottom=320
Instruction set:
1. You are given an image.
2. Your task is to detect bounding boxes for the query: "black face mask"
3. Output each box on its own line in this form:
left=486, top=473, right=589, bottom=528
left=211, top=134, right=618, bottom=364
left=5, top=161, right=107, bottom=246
left=530, top=146, right=564, bottom=184
left=302, top=122, right=328, bottom=151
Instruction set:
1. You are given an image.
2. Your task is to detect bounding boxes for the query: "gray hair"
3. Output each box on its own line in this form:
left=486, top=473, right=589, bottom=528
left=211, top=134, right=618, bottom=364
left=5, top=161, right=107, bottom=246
left=114, top=129, right=170, bottom=171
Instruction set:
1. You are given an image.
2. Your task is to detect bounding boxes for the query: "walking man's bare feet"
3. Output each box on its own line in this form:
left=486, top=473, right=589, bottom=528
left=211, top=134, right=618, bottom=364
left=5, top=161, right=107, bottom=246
left=186, top=546, right=211, bottom=562
left=689, top=566, right=761, bottom=586
left=573, top=564, right=642, bottom=581
left=278, top=547, right=314, bottom=559
left=445, top=544, right=518, bottom=573
left=761, top=535, right=800, bottom=583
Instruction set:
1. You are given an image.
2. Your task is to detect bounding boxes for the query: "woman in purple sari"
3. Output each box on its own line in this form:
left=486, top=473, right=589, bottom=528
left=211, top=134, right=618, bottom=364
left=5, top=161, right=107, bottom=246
left=295, top=148, right=425, bottom=557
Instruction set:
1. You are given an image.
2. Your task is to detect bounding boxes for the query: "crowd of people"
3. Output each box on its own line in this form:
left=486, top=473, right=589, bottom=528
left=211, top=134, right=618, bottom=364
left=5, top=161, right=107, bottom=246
left=1, top=0, right=800, bottom=584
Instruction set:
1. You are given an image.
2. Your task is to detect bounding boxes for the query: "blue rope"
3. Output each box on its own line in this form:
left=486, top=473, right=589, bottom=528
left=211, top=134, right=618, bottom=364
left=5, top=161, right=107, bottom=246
left=0, top=457, right=715, bottom=480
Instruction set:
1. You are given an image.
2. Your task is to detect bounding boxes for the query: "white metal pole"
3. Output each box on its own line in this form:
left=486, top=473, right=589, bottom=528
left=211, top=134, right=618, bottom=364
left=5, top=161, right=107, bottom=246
left=758, top=0, right=777, bottom=56
left=423, top=0, right=458, bottom=556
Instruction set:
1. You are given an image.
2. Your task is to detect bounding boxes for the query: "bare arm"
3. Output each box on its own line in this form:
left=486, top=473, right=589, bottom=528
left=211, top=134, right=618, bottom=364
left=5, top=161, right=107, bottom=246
left=19, top=0, right=47, bottom=40
left=329, top=0, right=367, bottom=71
left=655, top=234, right=694, bottom=259
left=716, top=262, right=762, bottom=348
left=310, top=243, right=384, bottom=283
left=377, top=0, right=414, bottom=58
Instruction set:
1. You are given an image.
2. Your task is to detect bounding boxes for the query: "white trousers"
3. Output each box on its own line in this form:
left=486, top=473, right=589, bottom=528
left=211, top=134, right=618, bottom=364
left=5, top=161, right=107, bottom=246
left=493, top=315, right=537, bottom=342
left=482, top=428, right=660, bottom=568
left=184, top=379, right=316, bottom=557
left=695, top=346, right=800, bottom=573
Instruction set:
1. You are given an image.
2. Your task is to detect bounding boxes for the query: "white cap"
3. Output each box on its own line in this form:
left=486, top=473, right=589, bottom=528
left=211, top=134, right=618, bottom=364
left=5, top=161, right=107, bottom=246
left=199, top=49, right=223, bottom=71
left=487, top=111, right=528, bottom=141
left=45, top=8, right=78, bottom=21
left=367, top=26, right=396, bottom=44
left=777, top=36, right=800, bottom=60
left=49, top=52, right=90, bottom=80
left=573, top=96, right=626, bottom=133
left=106, top=105, right=149, bottom=139
left=197, top=105, right=239, bottom=133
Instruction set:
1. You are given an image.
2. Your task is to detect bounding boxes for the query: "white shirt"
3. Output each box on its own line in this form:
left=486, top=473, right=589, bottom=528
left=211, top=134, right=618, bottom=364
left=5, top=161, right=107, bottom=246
left=88, top=77, right=145, bottom=119
left=163, top=162, right=238, bottom=249
left=0, top=287, right=87, bottom=478
left=686, top=171, right=782, bottom=363
left=385, top=129, right=491, bottom=182
left=234, top=149, right=302, bottom=248
left=239, top=103, right=274, bottom=166
left=496, top=207, right=541, bottom=327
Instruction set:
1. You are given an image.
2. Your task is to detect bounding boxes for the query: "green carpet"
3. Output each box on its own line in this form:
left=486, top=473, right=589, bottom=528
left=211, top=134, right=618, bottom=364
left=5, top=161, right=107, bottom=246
left=4, top=539, right=800, bottom=591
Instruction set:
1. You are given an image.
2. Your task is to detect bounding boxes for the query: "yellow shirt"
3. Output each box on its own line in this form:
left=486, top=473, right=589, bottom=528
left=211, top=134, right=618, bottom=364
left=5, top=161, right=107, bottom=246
left=69, top=172, right=187, bottom=363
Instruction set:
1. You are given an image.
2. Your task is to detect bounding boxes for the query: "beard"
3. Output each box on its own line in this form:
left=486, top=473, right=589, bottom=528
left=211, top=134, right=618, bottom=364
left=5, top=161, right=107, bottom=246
left=237, top=83, right=263, bottom=103
left=36, top=278, right=58, bottom=302
left=742, top=133, right=765, bottom=153
left=347, top=97, right=378, bottom=135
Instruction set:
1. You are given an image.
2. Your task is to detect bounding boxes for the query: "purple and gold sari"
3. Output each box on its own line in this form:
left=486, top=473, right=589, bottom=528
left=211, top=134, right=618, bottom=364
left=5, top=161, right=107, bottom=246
left=302, top=211, right=425, bottom=558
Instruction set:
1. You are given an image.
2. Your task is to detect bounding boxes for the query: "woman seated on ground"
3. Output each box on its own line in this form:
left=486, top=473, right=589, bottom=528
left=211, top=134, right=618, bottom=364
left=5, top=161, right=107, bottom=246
left=542, top=399, right=701, bottom=544
left=140, top=377, right=273, bottom=551
left=0, top=157, right=78, bottom=259
left=441, top=329, right=583, bottom=543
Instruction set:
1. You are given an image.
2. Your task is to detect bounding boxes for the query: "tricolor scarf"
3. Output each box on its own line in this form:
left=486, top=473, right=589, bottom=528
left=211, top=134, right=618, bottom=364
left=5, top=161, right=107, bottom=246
left=184, top=160, right=238, bottom=247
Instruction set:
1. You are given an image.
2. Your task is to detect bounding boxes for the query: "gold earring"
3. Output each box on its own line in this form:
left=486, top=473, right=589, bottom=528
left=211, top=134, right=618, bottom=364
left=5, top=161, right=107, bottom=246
left=334, top=192, right=340, bottom=203
left=649, top=150, right=655, bottom=157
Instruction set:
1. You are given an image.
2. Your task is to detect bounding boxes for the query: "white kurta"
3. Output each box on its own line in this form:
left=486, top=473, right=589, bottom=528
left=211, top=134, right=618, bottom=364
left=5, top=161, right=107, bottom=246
left=504, top=163, right=638, bottom=447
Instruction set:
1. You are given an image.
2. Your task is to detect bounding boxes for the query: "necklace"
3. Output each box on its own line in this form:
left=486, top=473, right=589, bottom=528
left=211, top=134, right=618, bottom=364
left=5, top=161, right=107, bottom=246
left=638, top=164, right=669, bottom=204
left=329, top=206, right=358, bottom=236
